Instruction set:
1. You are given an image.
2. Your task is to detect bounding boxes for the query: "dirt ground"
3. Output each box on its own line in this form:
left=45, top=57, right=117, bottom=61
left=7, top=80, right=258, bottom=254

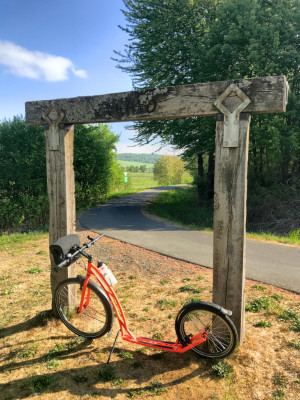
left=0, top=228, right=299, bottom=400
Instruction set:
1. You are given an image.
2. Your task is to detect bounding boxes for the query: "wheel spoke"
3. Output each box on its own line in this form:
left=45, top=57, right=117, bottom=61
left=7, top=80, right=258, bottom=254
left=177, top=305, right=237, bottom=358
left=55, top=279, right=112, bottom=338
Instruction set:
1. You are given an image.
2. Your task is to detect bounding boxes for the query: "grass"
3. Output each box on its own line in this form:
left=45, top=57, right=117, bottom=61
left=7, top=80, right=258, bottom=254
left=212, top=361, right=233, bottom=378
left=0, top=230, right=47, bottom=251
left=147, top=186, right=300, bottom=245
left=117, top=159, right=154, bottom=170
left=148, top=186, right=213, bottom=231
left=0, top=231, right=300, bottom=400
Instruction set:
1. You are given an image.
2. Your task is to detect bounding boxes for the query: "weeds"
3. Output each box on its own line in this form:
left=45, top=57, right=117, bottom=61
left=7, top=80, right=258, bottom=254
left=118, top=351, right=134, bottom=360
left=153, top=332, right=164, bottom=340
left=179, top=284, right=202, bottom=294
left=112, top=378, right=125, bottom=386
left=46, top=338, right=85, bottom=359
left=98, top=365, right=116, bottom=382
left=252, top=285, right=266, bottom=291
left=47, top=359, right=61, bottom=370
left=289, top=319, right=300, bottom=332
left=270, top=388, right=285, bottom=399
left=245, top=297, right=271, bottom=312
left=17, top=343, right=38, bottom=359
left=272, top=374, right=287, bottom=387
left=288, top=341, right=300, bottom=350
left=212, top=361, right=233, bottom=378
left=278, top=309, right=298, bottom=322
left=126, top=381, right=164, bottom=398
left=25, top=375, right=54, bottom=394
left=27, top=267, right=43, bottom=274
left=157, top=298, right=177, bottom=310
left=254, top=320, right=272, bottom=328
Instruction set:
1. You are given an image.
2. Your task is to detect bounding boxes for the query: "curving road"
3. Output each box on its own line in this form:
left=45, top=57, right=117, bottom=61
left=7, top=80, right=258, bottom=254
left=79, top=187, right=300, bottom=293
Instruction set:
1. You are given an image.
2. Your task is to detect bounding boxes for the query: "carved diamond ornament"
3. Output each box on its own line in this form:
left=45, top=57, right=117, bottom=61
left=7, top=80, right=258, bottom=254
left=214, top=84, right=251, bottom=147
left=42, top=103, right=64, bottom=126
left=42, top=104, right=64, bottom=151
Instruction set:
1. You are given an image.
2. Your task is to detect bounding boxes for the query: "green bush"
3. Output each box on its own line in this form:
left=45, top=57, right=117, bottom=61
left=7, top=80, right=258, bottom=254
left=0, top=118, right=123, bottom=232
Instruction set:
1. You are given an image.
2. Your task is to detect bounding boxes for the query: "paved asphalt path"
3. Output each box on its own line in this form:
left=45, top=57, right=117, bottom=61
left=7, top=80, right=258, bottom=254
left=79, top=187, right=300, bottom=293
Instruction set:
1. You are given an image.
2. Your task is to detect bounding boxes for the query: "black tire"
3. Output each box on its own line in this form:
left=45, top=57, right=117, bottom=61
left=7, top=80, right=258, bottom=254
left=175, top=302, right=238, bottom=358
left=54, top=277, right=113, bottom=339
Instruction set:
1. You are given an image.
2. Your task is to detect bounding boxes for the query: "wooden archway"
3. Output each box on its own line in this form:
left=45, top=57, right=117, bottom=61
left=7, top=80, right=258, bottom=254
left=26, top=75, right=288, bottom=341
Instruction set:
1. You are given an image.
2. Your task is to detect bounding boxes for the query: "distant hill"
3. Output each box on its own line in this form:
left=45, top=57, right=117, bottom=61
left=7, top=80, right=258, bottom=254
left=117, top=153, right=160, bottom=164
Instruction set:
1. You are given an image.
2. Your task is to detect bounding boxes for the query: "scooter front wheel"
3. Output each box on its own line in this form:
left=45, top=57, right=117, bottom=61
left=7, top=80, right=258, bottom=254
left=54, top=277, right=113, bottom=339
left=175, top=302, right=238, bottom=358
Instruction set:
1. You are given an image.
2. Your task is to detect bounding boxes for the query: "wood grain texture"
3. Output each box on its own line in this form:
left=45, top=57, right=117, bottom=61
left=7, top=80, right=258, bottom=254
left=212, top=113, right=251, bottom=342
left=45, top=124, right=76, bottom=299
left=26, top=76, right=287, bottom=126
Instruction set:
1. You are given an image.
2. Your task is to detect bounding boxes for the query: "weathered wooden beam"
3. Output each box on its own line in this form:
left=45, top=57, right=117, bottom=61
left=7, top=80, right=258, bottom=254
left=213, top=113, right=251, bottom=342
left=26, top=75, right=287, bottom=126
left=45, top=122, right=77, bottom=303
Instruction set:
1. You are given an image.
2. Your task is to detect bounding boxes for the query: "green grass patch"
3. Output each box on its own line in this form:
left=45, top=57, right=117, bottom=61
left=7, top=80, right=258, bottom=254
left=278, top=309, right=299, bottom=322
left=118, top=351, right=134, bottom=360
left=245, top=297, right=272, bottom=313
left=288, top=341, right=300, bottom=350
left=117, top=159, right=154, bottom=170
left=25, top=375, right=54, bottom=394
left=252, top=285, right=266, bottom=291
left=27, top=267, right=43, bottom=274
left=127, top=381, right=164, bottom=398
left=47, top=359, right=61, bottom=370
left=148, top=186, right=300, bottom=245
left=254, top=320, right=272, bottom=328
left=179, top=284, right=202, bottom=294
left=212, top=361, right=233, bottom=378
left=289, top=319, right=300, bottom=332
left=0, top=231, right=47, bottom=251
left=153, top=332, right=164, bottom=340
left=98, top=365, right=116, bottom=382
left=157, top=298, right=177, bottom=310
left=148, top=187, right=213, bottom=230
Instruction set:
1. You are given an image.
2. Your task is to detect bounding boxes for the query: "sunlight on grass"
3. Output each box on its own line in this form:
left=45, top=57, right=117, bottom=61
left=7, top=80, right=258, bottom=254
left=0, top=231, right=48, bottom=251
left=148, top=186, right=300, bottom=245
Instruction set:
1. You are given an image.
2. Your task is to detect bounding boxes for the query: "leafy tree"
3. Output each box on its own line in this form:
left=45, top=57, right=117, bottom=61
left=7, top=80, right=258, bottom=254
left=74, top=124, right=122, bottom=208
left=0, top=117, right=46, bottom=199
left=153, top=155, right=185, bottom=185
left=0, top=118, right=122, bottom=231
left=115, top=0, right=300, bottom=197
left=0, top=117, right=48, bottom=231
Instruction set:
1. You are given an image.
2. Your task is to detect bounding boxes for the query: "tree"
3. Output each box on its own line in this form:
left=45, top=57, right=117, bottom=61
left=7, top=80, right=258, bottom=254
left=0, top=117, right=48, bottom=231
left=153, top=155, right=185, bottom=185
left=74, top=124, right=123, bottom=207
left=115, top=0, right=300, bottom=195
left=0, top=118, right=123, bottom=231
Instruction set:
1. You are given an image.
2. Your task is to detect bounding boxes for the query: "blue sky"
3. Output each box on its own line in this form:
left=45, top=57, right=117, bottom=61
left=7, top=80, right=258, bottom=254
left=0, top=0, right=177, bottom=154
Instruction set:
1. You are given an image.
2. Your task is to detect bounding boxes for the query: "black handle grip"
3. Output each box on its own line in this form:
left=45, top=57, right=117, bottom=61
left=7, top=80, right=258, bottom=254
left=53, top=234, right=104, bottom=273
left=54, top=259, right=69, bottom=272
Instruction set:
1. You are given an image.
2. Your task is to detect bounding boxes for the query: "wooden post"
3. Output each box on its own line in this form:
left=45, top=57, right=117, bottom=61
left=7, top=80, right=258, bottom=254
left=43, top=104, right=76, bottom=298
left=213, top=111, right=251, bottom=342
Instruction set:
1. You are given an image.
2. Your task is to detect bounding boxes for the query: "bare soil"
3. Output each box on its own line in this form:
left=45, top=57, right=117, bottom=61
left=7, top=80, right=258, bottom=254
left=0, top=228, right=299, bottom=400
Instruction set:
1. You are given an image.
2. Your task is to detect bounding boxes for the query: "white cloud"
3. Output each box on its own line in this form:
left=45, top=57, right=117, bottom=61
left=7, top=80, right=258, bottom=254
left=0, top=40, right=88, bottom=81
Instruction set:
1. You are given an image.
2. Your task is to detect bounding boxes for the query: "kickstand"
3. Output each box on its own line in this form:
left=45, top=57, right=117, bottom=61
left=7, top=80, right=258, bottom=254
left=107, top=329, right=121, bottom=364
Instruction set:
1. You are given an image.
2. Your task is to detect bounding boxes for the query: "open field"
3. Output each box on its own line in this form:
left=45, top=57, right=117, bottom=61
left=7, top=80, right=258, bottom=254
left=129, top=172, right=158, bottom=190
left=117, top=160, right=154, bottom=170
left=0, top=230, right=299, bottom=400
